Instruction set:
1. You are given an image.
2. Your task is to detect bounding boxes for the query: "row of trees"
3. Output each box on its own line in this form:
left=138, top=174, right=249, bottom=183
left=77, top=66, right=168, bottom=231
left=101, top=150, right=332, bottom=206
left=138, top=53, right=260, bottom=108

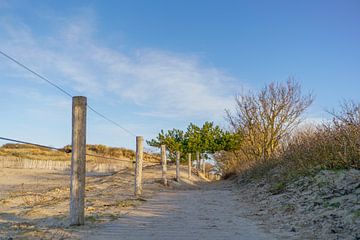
left=147, top=122, right=238, bottom=162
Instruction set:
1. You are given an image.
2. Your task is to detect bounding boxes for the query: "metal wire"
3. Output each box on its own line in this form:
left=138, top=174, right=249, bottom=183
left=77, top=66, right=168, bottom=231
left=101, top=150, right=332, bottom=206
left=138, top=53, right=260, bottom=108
left=0, top=50, right=73, bottom=98
left=0, top=136, right=135, bottom=163
left=87, top=105, right=136, bottom=137
left=85, top=153, right=134, bottom=163
left=0, top=49, right=137, bottom=137
left=0, top=136, right=65, bottom=152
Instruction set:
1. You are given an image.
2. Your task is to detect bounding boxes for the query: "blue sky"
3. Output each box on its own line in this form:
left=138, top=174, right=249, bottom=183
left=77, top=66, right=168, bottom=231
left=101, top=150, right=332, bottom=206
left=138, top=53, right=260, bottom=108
left=0, top=0, right=359, bottom=150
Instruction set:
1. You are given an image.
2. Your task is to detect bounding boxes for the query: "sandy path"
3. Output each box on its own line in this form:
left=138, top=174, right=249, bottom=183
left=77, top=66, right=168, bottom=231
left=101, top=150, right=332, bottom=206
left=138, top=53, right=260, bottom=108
left=79, top=182, right=284, bottom=240
left=0, top=165, right=204, bottom=239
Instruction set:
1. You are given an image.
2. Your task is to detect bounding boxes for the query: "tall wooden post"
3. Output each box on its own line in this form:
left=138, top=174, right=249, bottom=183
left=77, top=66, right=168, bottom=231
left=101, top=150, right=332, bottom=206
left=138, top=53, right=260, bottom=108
left=188, top=153, right=192, bottom=179
left=70, top=96, right=87, bottom=226
left=135, top=136, right=143, bottom=196
left=176, top=151, right=180, bottom=182
left=202, top=157, right=206, bottom=176
left=161, top=145, right=167, bottom=186
left=196, top=151, right=200, bottom=170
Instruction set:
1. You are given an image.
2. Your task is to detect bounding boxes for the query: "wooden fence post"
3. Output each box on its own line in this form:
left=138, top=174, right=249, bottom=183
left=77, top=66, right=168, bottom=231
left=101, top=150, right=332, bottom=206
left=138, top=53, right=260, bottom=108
left=202, top=157, right=206, bottom=176
left=135, top=136, right=143, bottom=196
left=196, top=151, right=200, bottom=170
left=188, top=153, right=192, bottom=179
left=161, top=145, right=167, bottom=186
left=176, top=151, right=180, bottom=182
left=70, top=96, right=87, bottom=226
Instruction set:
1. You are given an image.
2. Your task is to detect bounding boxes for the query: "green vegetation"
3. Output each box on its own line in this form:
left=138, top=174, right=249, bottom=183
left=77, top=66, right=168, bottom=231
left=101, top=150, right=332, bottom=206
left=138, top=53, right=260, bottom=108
left=270, top=181, right=287, bottom=195
left=147, top=121, right=238, bottom=162
left=352, top=209, right=360, bottom=219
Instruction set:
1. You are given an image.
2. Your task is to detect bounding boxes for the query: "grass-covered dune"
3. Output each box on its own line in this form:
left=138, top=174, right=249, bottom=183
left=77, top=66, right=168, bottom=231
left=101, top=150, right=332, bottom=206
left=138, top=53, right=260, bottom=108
left=0, top=143, right=160, bottom=163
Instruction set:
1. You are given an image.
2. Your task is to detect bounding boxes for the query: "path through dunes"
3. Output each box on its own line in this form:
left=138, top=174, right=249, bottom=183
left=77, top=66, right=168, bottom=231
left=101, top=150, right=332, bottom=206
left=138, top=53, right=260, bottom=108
left=79, top=182, right=286, bottom=240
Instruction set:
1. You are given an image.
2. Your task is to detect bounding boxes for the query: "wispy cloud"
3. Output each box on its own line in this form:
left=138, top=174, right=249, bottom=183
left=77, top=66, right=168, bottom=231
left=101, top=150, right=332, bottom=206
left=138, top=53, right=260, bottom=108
left=0, top=10, right=236, bottom=121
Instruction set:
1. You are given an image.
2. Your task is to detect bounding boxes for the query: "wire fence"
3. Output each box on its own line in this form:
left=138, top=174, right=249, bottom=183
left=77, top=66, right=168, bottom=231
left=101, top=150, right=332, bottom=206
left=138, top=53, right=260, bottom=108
left=0, top=139, right=138, bottom=174
left=0, top=48, right=167, bottom=185
left=0, top=136, right=136, bottom=162
left=0, top=49, right=183, bottom=228
left=0, top=49, right=137, bottom=138
left=0, top=49, right=150, bottom=168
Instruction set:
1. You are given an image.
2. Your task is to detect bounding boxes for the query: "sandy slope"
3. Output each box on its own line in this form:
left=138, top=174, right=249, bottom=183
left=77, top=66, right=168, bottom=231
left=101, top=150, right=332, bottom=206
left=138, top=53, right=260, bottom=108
left=234, top=169, right=360, bottom=240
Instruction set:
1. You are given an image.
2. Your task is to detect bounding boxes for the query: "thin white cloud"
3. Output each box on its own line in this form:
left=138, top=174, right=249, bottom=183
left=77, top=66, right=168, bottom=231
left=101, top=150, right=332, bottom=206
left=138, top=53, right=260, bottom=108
left=0, top=12, right=236, bottom=120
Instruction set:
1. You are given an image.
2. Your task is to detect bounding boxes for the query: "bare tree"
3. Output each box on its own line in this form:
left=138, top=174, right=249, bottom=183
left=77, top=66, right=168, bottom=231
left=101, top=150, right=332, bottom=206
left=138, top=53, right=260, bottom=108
left=226, top=79, right=314, bottom=162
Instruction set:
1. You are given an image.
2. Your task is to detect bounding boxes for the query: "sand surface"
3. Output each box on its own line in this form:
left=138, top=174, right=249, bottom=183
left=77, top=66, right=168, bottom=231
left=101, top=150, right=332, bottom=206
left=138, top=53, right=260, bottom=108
left=0, top=165, right=204, bottom=239
left=0, top=168, right=69, bottom=198
left=78, top=181, right=287, bottom=240
left=0, top=166, right=291, bottom=240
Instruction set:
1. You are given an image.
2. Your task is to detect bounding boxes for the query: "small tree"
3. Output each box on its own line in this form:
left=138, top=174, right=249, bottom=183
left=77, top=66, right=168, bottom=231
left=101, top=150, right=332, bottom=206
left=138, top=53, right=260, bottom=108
left=183, top=123, right=202, bottom=154
left=148, top=122, right=235, bottom=163
left=225, top=79, right=314, bottom=162
left=147, top=129, right=184, bottom=160
left=200, top=122, right=238, bottom=156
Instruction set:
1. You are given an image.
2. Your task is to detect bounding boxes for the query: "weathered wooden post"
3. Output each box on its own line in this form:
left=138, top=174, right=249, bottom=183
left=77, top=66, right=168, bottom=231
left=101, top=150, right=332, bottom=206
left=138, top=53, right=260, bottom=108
left=135, top=136, right=143, bottom=196
left=196, top=151, right=200, bottom=170
left=188, top=153, right=192, bottom=179
left=161, top=145, right=167, bottom=186
left=70, top=96, right=87, bottom=226
left=202, top=157, right=206, bottom=176
left=176, top=151, right=180, bottom=182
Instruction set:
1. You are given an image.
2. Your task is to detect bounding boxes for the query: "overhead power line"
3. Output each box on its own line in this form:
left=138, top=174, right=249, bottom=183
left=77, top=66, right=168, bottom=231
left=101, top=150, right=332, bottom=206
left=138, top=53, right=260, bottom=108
left=0, top=49, right=137, bottom=137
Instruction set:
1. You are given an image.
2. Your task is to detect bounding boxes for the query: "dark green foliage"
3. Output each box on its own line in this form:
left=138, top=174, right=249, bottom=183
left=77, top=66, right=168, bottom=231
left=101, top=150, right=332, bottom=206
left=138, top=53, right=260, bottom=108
left=147, top=122, right=237, bottom=161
